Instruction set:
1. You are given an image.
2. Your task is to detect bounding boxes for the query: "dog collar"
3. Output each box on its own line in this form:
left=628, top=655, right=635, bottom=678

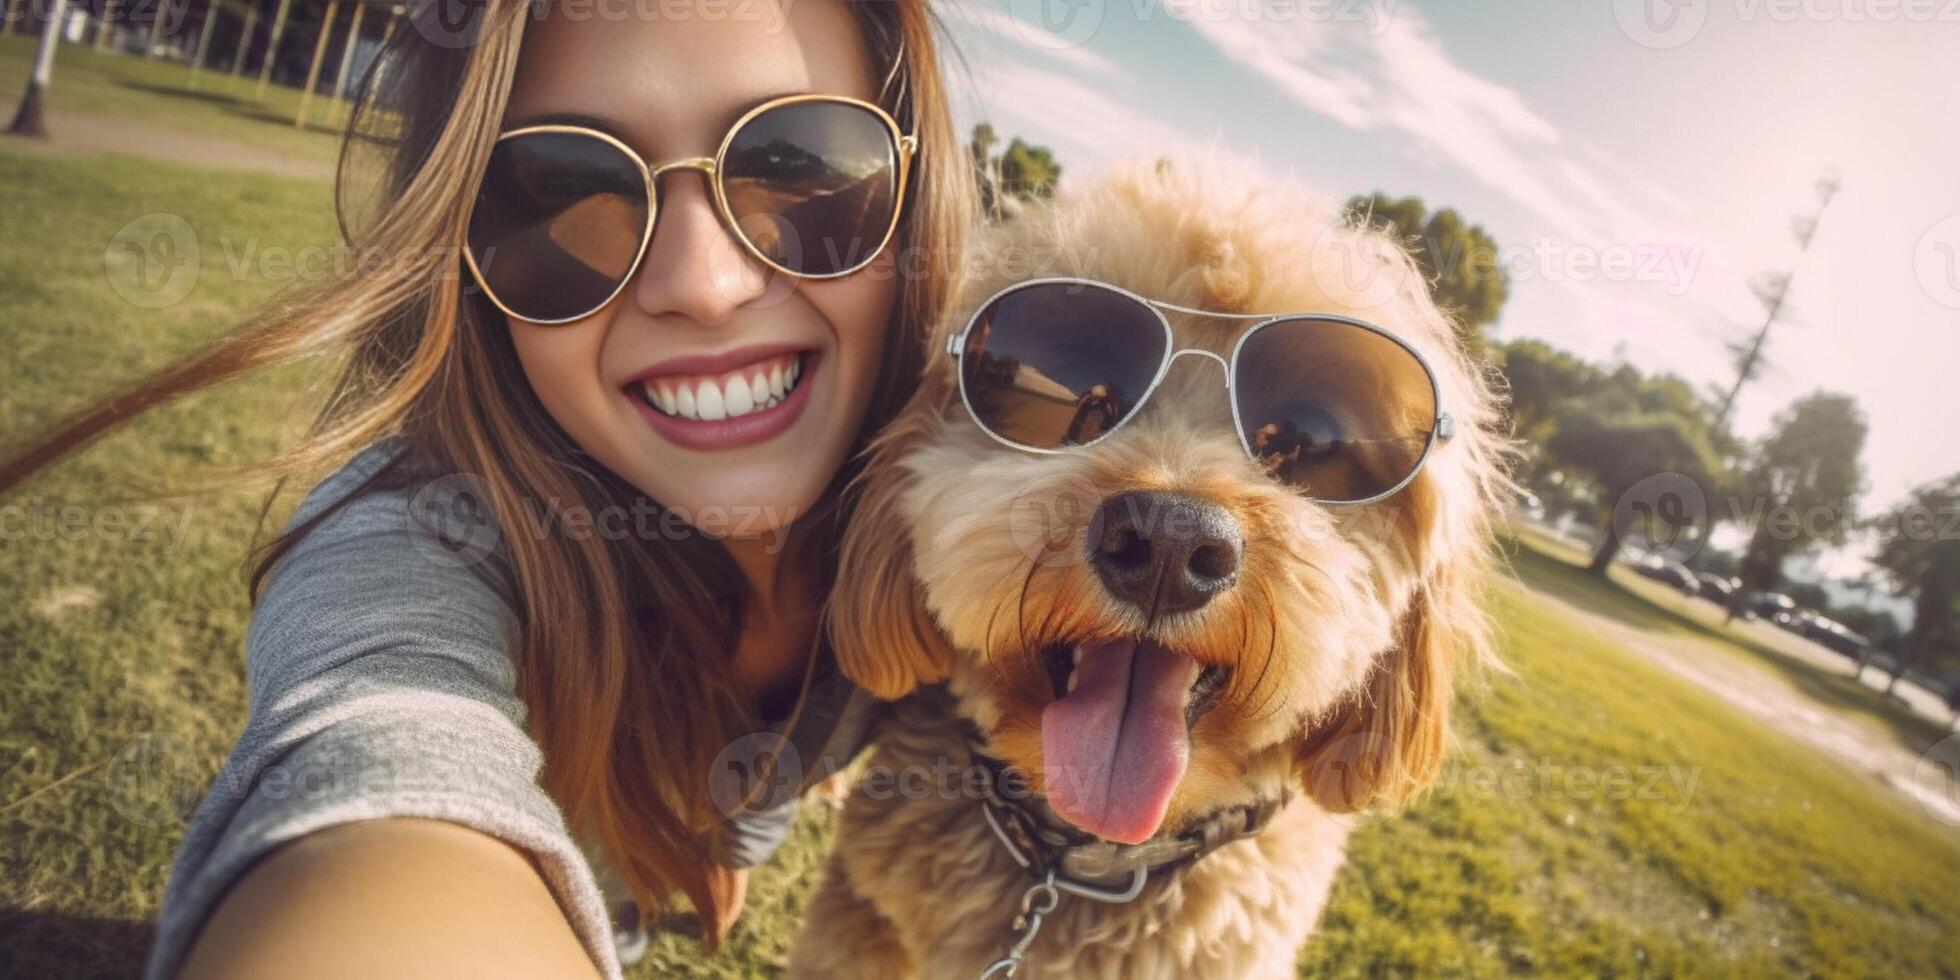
left=967, top=737, right=1288, bottom=979
left=967, top=735, right=1289, bottom=897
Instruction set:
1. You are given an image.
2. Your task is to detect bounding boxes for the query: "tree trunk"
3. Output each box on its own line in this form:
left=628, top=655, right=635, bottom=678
left=146, top=0, right=174, bottom=58
left=8, top=0, right=68, bottom=139
left=253, top=0, right=291, bottom=100
left=8, top=79, right=44, bottom=136
left=1587, top=520, right=1621, bottom=575
left=230, top=1, right=258, bottom=79
left=292, top=0, right=335, bottom=129
left=327, top=0, right=362, bottom=124
left=1723, top=588, right=1749, bottom=625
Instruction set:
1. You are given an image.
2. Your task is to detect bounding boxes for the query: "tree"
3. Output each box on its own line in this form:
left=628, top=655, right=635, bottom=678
left=1347, top=192, right=1510, bottom=354
left=1712, top=172, right=1840, bottom=432
left=970, top=123, right=1061, bottom=219
left=1725, top=392, right=1868, bottom=621
left=8, top=0, right=72, bottom=138
left=1834, top=603, right=1904, bottom=650
left=1547, top=402, right=1725, bottom=575
left=1865, top=474, right=1960, bottom=695
left=1785, top=581, right=1832, bottom=613
left=1495, top=339, right=1603, bottom=447
left=1496, top=341, right=1738, bottom=574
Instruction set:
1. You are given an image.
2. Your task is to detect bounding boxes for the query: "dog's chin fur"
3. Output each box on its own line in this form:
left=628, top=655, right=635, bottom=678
left=789, top=153, right=1510, bottom=978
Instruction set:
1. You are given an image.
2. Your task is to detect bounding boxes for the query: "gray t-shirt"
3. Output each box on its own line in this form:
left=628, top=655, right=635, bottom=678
left=144, top=441, right=874, bottom=979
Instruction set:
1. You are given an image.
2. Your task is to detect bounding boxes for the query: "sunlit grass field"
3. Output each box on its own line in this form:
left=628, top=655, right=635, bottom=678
left=2, top=122, right=1958, bottom=976
left=0, top=33, right=347, bottom=165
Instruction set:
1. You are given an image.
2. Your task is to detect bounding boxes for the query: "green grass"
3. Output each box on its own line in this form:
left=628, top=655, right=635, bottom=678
left=1302, top=546, right=1960, bottom=977
left=0, top=145, right=336, bottom=977
left=3, top=143, right=1959, bottom=978
left=0, top=33, right=346, bottom=167
left=1516, top=527, right=1956, bottom=761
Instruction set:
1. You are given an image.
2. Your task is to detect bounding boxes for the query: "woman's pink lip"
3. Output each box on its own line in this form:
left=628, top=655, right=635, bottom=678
left=623, top=341, right=812, bottom=384
left=627, top=352, right=818, bottom=451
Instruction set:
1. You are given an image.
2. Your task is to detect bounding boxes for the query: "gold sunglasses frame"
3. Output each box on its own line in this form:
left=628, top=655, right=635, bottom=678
left=464, top=92, right=920, bottom=326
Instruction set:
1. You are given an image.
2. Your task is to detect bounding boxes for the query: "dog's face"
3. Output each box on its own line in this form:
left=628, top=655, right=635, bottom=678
left=834, top=157, right=1507, bottom=844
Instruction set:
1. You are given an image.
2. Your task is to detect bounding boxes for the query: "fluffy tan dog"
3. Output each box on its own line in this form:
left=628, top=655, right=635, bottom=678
left=789, top=155, right=1509, bottom=979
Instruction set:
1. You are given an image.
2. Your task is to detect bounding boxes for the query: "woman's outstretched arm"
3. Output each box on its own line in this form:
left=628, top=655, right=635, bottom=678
left=145, top=444, right=621, bottom=979
left=180, top=818, right=598, bottom=980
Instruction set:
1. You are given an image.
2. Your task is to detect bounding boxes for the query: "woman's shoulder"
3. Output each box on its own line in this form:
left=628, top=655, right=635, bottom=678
left=287, top=436, right=416, bottom=528
left=271, top=437, right=515, bottom=603
left=249, top=438, right=522, bottom=695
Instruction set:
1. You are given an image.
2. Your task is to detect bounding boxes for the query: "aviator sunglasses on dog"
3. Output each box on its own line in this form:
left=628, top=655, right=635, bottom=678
left=465, top=93, right=917, bottom=324
left=948, top=277, right=1456, bottom=505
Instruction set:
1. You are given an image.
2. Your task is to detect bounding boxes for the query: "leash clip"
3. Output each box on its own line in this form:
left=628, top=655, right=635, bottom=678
left=979, top=871, right=1061, bottom=979
left=978, top=799, right=1147, bottom=979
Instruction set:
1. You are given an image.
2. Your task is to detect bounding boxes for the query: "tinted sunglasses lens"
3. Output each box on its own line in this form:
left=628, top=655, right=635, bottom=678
left=720, top=100, right=900, bottom=276
left=468, top=131, right=649, bottom=322
left=1234, top=318, right=1439, bottom=502
left=960, top=283, right=1168, bottom=449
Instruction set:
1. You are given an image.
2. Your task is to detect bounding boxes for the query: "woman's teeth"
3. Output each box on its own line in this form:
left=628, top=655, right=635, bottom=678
left=638, top=353, right=803, bottom=421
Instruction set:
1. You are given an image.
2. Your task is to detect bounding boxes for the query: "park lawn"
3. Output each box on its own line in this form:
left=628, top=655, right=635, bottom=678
left=3, top=144, right=1959, bottom=978
left=0, top=33, right=346, bottom=167
left=1516, top=525, right=1956, bottom=761
left=1302, top=544, right=1960, bottom=978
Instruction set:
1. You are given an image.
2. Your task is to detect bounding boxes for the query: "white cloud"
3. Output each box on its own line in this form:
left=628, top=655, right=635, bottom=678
left=1182, top=16, right=1373, bottom=128
left=936, top=1, right=1130, bottom=78
left=953, top=59, right=1218, bottom=180
left=1182, top=6, right=1639, bottom=246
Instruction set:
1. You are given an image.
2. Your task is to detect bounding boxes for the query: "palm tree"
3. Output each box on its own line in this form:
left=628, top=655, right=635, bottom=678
left=8, top=0, right=72, bottom=138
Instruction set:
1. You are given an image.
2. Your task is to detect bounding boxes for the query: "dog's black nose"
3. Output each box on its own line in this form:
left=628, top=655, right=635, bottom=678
left=1087, top=491, right=1243, bottom=614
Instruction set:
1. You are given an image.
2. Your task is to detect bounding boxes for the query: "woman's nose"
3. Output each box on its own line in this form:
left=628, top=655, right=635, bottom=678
left=629, top=171, right=771, bottom=325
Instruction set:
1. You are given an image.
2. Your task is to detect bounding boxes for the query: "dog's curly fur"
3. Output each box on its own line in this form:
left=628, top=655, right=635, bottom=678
left=789, top=155, right=1511, bottom=979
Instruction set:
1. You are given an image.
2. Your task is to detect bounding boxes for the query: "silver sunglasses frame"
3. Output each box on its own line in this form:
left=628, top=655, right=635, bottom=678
left=946, top=276, right=1457, bottom=507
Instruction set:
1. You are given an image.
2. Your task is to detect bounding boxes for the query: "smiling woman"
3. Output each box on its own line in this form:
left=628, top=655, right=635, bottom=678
left=0, top=2, right=971, bottom=979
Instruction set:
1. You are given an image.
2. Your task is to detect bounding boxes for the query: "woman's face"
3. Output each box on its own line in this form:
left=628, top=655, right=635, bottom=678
left=500, top=1, right=897, bottom=541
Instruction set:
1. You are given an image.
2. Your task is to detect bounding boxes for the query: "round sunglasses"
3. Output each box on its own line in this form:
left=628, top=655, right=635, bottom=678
left=464, top=93, right=918, bottom=325
left=948, top=277, right=1457, bottom=505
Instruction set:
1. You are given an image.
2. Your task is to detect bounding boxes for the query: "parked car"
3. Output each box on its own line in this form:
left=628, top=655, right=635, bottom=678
left=1695, top=573, right=1739, bottom=605
left=1797, top=614, right=1870, bottom=658
left=1511, top=488, right=1545, bottom=522
left=1630, top=553, right=1698, bottom=595
left=1737, top=591, right=1801, bottom=626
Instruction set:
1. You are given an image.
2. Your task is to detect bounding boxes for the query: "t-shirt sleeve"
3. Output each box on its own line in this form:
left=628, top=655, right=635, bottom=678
left=143, top=447, right=621, bottom=980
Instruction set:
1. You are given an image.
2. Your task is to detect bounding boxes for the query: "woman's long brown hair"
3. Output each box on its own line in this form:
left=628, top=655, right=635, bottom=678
left=0, top=0, right=971, bottom=941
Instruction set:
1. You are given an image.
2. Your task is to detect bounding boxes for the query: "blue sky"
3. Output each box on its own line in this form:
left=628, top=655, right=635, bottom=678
left=934, top=0, right=1960, bottom=576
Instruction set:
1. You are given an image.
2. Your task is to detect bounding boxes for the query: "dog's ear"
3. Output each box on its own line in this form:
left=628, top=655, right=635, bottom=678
left=1293, top=559, right=1483, bottom=812
left=827, top=403, right=957, bottom=701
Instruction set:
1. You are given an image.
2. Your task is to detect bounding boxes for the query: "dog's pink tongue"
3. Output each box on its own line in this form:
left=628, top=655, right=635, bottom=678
left=1040, top=638, right=1201, bottom=844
